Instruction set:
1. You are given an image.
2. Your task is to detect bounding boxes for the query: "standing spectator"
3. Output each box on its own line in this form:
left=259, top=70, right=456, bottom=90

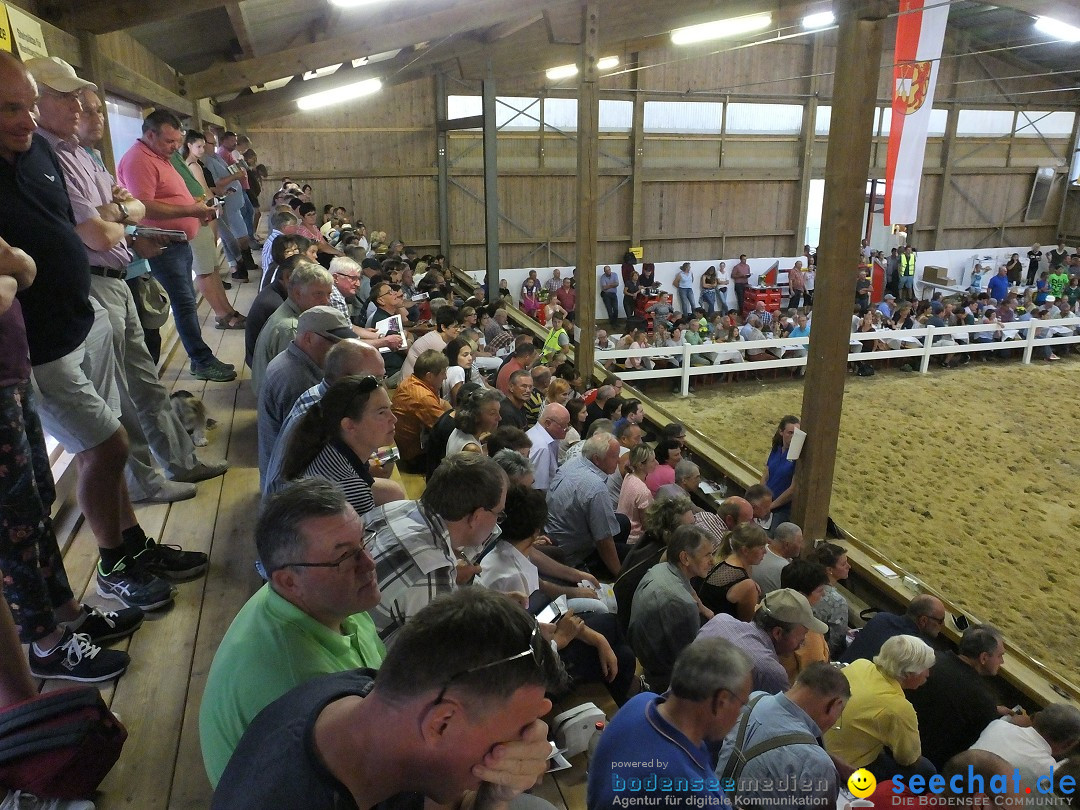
left=545, top=267, right=563, bottom=298
left=599, top=264, right=619, bottom=321
left=700, top=265, right=719, bottom=314
left=762, top=415, right=800, bottom=526
left=898, top=245, right=917, bottom=301
left=555, top=277, right=577, bottom=320
left=202, top=128, right=259, bottom=281
left=1026, top=243, right=1043, bottom=285
left=623, top=269, right=640, bottom=321
left=1048, top=239, right=1069, bottom=270
left=732, top=254, right=752, bottom=311
left=675, top=262, right=696, bottom=314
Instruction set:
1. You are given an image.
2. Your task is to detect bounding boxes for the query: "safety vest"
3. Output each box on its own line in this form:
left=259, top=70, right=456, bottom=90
left=540, top=326, right=567, bottom=363
left=900, top=252, right=917, bottom=276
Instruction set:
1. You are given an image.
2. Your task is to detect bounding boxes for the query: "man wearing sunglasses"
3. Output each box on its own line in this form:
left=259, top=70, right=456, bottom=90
left=200, top=479, right=385, bottom=787
left=213, top=588, right=566, bottom=810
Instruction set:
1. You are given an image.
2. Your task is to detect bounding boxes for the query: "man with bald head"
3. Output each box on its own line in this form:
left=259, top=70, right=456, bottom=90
left=526, top=402, right=570, bottom=490
left=695, top=494, right=753, bottom=548
left=841, top=593, right=947, bottom=664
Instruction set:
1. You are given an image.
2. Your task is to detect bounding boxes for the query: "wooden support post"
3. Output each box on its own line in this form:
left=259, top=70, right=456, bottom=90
left=933, top=104, right=959, bottom=249
left=482, top=72, right=500, bottom=295
left=791, top=1, right=885, bottom=543
left=795, top=37, right=823, bottom=255
left=78, top=33, right=116, bottom=177
left=436, top=73, right=451, bottom=258
left=574, top=2, right=599, bottom=380
left=629, top=60, right=644, bottom=249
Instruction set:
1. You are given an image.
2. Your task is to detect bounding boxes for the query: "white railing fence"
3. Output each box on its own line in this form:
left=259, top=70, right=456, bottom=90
left=596, top=316, right=1080, bottom=396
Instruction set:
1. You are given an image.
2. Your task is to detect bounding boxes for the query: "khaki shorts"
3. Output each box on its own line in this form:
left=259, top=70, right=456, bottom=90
left=30, top=301, right=122, bottom=454
left=190, top=226, right=217, bottom=276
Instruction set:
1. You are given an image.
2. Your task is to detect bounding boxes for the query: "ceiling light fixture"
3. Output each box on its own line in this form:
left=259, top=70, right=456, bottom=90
left=328, top=0, right=383, bottom=7
left=297, top=77, right=382, bottom=111
left=671, top=13, right=772, bottom=45
left=1034, top=16, right=1080, bottom=42
left=546, top=55, right=621, bottom=80
left=802, top=11, right=835, bottom=29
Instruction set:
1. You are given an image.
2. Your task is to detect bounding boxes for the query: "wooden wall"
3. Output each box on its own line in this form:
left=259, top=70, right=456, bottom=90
left=244, top=27, right=1078, bottom=271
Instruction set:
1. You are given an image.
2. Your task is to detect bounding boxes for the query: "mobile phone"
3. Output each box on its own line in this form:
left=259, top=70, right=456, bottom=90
left=954, top=614, right=970, bottom=631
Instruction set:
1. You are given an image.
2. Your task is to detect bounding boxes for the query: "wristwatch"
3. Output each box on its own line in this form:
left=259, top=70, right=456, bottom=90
left=116, top=202, right=130, bottom=223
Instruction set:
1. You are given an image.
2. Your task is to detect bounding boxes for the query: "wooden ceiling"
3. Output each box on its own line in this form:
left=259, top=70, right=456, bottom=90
left=34, top=0, right=1080, bottom=122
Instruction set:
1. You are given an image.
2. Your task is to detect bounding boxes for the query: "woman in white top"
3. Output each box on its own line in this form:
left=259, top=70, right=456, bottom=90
left=446, top=387, right=503, bottom=455
left=440, top=337, right=476, bottom=406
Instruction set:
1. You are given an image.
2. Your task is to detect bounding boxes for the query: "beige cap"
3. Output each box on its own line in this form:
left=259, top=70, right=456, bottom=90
left=297, top=305, right=354, bottom=342
left=24, top=57, right=97, bottom=93
left=759, top=588, right=829, bottom=634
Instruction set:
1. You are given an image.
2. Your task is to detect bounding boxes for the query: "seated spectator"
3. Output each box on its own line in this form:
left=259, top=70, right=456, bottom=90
left=543, top=432, right=629, bottom=577
left=616, top=444, right=656, bottom=544
left=442, top=386, right=501, bottom=455
left=486, top=425, right=530, bottom=457
left=212, top=588, right=564, bottom=810
left=696, top=495, right=753, bottom=549
left=251, top=261, right=333, bottom=393
left=715, top=662, right=850, bottom=809
left=281, top=375, right=405, bottom=518
left=654, top=459, right=703, bottom=506
left=498, top=369, right=532, bottom=431
left=628, top=525, right=717, bottom=692
left=777, top=560, right=831, bottom=680
left=811, top=542, right=853, bottom=657
left=699, top=522, right=768, bottom=620
left=971, top=704, right=1080, bottom=793
left=366, top=281, right=409, bottom=382
left=751, top=521, right=804, bottom=595
left=477, top=485, right=637, bottom=705
left=400, top=305, right=460, bottom=380
left=491, top=448, right=535, bottom=487
left=743, top=483, right=775, bottom=534
left=367, top=454, right=506, bottom=644
left=200, top=480, right=385, bottom=786
left=257, top=306, right=354, bottom=483
left=390, top=349, right=450, bottom=474
left=614, top=495, right=695, bottom=633
left=841, top=594, right=947, bottom=663
left=824, top=634, right=937, bottom=780
left=909, top=624, right=1012, bottom=770
left=523, top=365, right=549, bottom=427
left=526, top=403, right=570, bottom=490
left=496, top=341, right=539, bottom=394
left=612, top=397, right=644, bottom=434
left=587, top=638, right=752, bottom=810
left=441, top=336, right=476, bottom=405
left=644, top=438, right=682, bottom=495
left=698, top=589, right=828, bottom=695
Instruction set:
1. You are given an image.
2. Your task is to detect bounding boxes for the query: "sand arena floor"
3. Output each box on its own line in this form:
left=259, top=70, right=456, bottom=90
left=653, top=358, right=1080, bottom=682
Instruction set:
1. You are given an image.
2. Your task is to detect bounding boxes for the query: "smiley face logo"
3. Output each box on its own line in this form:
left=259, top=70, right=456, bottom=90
left=847, top=768, right=877, bottom=798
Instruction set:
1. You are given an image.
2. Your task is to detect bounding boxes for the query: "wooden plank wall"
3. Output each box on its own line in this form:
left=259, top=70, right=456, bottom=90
left=243, top=28, right=1077, bottom=269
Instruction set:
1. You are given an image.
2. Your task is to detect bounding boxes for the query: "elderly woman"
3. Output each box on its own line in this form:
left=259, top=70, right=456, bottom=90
left=446, top=387, right=503, bottom=455
left=824, top=634, right=937, bottom=779
left=699, top=522, right=768, bottom=621
left=281, top=375, right=405, bottom=518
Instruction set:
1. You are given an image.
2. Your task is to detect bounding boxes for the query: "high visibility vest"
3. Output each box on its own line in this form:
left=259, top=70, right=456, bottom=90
left=900, top=252, right=917, bottom=276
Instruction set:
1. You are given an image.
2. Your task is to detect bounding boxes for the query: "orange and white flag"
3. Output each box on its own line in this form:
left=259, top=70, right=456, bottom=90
left=884, top=0, right=948, bottom=226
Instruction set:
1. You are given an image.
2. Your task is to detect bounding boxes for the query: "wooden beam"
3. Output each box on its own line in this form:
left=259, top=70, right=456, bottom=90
left=226, top=2, right=256, bottom=59
left=933, top=104, right=959, bottom=249
left=185, top=0, right=581, bottom=100
left=795, top=36, right=823, bottom=254
left=437, top=115, right=484, bottom=132
left=51, top=0, right=230, bottom=35
left=99, top=53, right=194, bottom=116
left=628, top=67, right=644, bottom=248
left=575, top=3, right=600, bottom=380
left=481, top=13, right=544, bottom=44
left=791, top=0, right=885, bottom=544
left=482, top=73, right=500, bottom=295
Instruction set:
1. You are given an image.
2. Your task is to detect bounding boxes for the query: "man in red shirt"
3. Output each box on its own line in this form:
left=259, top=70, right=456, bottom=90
left=117, top=110, right=234, bottom=382
left=732, top=254, right=752, bottom=312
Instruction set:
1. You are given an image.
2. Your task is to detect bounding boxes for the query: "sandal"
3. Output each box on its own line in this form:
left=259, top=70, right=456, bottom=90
left=215, top=311, right=246, bottom=330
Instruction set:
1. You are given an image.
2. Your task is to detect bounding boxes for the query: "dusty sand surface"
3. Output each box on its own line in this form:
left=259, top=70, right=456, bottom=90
left=654, top=359, right=1080, bottom=682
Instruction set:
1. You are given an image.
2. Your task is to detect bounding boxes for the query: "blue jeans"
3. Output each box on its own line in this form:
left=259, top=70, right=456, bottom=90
left=149, top=243, right=214, bottom=366
left=677, top=287, right=696, bottom=314
left=601, top=290, right=619, bottom=321
left=239, top=193, right=256, bottom=239
left=701, top=288, right=717, bottom=315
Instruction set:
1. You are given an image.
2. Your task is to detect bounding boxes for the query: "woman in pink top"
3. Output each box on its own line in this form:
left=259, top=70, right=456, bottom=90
left=617, top=445, right=657, bottom=544
left=295, top=202, right=342, bottom=265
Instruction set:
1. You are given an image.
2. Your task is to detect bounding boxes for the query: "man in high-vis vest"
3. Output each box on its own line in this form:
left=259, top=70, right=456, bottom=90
left=899, top=246, right=918, bottom=301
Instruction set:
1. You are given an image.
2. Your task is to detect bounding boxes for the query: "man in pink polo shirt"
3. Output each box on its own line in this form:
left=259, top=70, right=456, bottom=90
left=117, top=110, right=235, bottom=382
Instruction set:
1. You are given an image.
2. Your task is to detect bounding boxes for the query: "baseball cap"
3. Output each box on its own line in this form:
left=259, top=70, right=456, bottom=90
left=297, top=306, right=354, bottom=342
left=759, top=589, right=829, bottom=634
left=883, top=294, right=896, bottom=300
left=24, top=57, right=97, bottom=93
left=930, top=301, right=944, bottom=314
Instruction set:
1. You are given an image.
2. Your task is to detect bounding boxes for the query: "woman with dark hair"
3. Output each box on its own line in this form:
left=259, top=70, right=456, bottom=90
left=477, top=485, right=640, bottom=706
left=700, top=265, right=719, bottom=315
left=763, top=415, right=800, bottom=526
left=281, top=376, right=405, bottom=517
left=486, top=425, right=530, bottom=457
left=441, top=336, right=476, bottom=406
left=295, top=201, right=342, bottom=267
left=812, top=542, right=852, bottom=656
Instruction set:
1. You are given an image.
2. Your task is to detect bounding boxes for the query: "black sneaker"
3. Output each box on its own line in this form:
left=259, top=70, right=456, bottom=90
left=96, top=557, right=176, bottom=610
left=61, top=603, right=144, bottom=644
left=29, top=628, right=130, bottom=683
left=135, top=537, right=208, bottom=581
left=190, top=359, right=237, bottom=382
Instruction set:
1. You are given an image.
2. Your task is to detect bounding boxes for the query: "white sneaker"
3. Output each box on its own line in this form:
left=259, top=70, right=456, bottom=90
left=0, top=791, right=95, bottom=810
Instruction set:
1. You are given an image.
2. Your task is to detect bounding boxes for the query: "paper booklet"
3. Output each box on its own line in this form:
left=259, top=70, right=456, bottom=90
left=375, top=314, right=407, bottom=353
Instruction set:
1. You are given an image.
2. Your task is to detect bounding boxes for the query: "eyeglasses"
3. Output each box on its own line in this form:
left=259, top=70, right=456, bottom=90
left=277, top=544, right=367, bottom=571
left=483, top=506, right=506, bottom=523
left=433, top=623, right=543, bottom=705
left=333, top=272, right=361, bottom=281
left=719, top=687, right=749, bottom=708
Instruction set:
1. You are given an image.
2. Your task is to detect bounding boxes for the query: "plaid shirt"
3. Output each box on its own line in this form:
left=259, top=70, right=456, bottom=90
left=367, top=500, right=459, bottom=646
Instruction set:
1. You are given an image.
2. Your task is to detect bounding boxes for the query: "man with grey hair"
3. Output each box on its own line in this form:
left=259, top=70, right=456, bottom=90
left=971, top=703, right=1080, bottom=793
left=910, top=624, right=1015, bottom=769
left=252, top=261, right=333, bottom=392
left=199, top=478, right=384, bottom=786
left=491, top=448, right=535, bottom=488
left=655, top=458, right=702, bottom=503
left=584, top=383, right=615, bottom=433
left=716, top=662, right=850, bottom=808
left=588, top=637, right=752, bottom=809
left=543, top=431, right=630, bottom=577
left=327, top=255, right=365, bottom=323
left=526, top=402, right=570, bottom=490
left=751, top=521, right=805, bottom=594
left=842, top=593, right=948, bottom=663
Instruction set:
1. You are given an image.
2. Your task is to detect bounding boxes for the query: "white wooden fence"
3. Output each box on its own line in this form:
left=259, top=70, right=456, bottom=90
left=596, top=316, right=1080, bottom=396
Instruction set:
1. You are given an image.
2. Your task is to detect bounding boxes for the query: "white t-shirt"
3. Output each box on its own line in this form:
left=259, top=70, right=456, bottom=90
left=970, top=718, right=1057, bottom=795
left=441, top=365, right=466, bottom=400
left=476, top=541, right=539, bottom=596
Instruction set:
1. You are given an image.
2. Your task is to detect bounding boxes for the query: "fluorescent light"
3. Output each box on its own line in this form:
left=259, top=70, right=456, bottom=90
left=671, top=13, right=772, bottom=45
left=297, top=78, right=382, bottom=111
left=1035, top=16, right=1080, bottom=42
left=329, top=0, right=383, bottom=6
left=547, top=55, right=621, bottom=80
left=802, top=11, right=835, bottom=29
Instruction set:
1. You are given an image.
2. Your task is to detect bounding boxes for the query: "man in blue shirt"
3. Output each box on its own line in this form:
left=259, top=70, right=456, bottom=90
left=841, top=593, right=946, bottom=663
left=588, top=638, right=752, bottom=810
left=986, top=265, right=1010, bottom=304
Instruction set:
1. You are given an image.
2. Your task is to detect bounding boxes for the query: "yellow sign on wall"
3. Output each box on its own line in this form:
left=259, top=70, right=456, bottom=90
left=0, top=3, right=12, bottom=54
left=5, top=3, right=48, bottom=60
left=629, top=246, right=643, bottom=260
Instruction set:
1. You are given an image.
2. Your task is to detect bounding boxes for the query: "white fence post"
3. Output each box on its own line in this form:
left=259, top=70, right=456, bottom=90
left=681, top=344, right=691, bottom=396
left=919, top=326, right=934, bottom=374
left=1022, top=323, right=1036, bottom=364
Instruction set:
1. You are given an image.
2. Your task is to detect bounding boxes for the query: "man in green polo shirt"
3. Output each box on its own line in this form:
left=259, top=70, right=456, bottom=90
left=199, top=479, right=385, bottom=786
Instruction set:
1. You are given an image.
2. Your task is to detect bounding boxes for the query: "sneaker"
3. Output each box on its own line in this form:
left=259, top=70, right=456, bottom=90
left=61, top=603, right=144, bottom=644
left=132, top=479, right=197, bottom=504
left=170, top=459, right=228, bottom=484
left=1048, top=353, right=1061, bottom=361
left=1, top=791, right=96, bottom=809
left=29, top=628, right=129, bottom=683
left=190, top=359, right=237, bottom=382
left=96, top=557, right=176, bottom=610
left=135, top=537, right=208, bottom=581
left=231, top=269, right=249, bottom=282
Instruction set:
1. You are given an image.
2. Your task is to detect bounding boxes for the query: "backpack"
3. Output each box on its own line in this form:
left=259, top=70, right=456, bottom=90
left=0, top=687, right=126, bottom=799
